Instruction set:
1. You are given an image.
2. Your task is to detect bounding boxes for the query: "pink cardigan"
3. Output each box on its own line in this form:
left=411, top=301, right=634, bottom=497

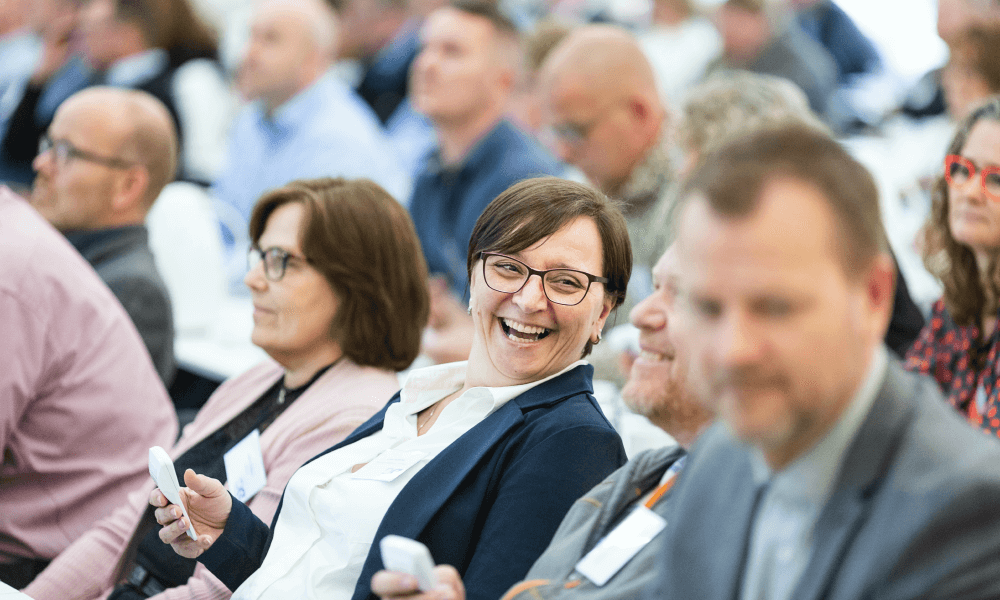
left=23, top=358, right=400, bottom=600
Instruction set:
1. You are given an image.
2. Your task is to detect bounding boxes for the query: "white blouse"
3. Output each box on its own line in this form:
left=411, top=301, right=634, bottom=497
left=233, top=360, right=587, bottom=600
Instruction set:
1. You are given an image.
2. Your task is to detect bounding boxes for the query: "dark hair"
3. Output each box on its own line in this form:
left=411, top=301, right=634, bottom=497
left=113, top=0, right=218, bottom=65
left=681, top=125, right=888, bottom=277
left=466, top=177, right=631, bottom=356
left=249, top=178, right=430, bottom=371
left=923, top=96, right=1000, bottom=326
left=449, top=0, right=518, bottom=37
left=951, top=26, right=1000, bottom=96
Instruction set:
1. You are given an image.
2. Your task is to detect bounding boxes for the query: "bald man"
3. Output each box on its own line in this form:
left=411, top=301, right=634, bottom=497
left=539, top=26, right=671, bottom=311
left=212, top=0, right=409, bottom=286
left=32, top=86, right=177, bottom=384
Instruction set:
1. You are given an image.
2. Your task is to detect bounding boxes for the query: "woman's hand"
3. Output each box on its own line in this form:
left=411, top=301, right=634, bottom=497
left=149, top=469, right=232, bottom=558
left=371, top=565, right=465, bottom=600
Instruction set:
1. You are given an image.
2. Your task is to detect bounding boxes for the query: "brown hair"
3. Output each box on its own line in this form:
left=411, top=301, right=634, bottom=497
left=466, top=177, right=632, bottom=356
left=249, top=178, right=430, bottom=370
left=923, top=96, right=1000, bottom=326
left=113, top=0, right=218, bottom=65
left=449, top=0, right=518, bottom=37
left=681, top=125, right=888, bottom=277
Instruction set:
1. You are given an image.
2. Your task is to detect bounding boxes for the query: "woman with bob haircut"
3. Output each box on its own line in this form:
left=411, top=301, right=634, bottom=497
left=25, top=177, right=429, bottom=600
left=150, top=176, right=630, bottom=600
left=906, top=96, right=1000, bottom=437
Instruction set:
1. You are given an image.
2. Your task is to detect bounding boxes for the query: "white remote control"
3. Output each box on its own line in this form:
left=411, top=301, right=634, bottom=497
left=148, top=446, right=198, bottom=541
left=379, top=535, right=437, bottom=591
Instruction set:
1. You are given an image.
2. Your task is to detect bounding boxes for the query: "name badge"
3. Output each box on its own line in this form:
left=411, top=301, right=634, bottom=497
left=351, top=449, right=426, bottom=482
left=574, top=506, right=667, bottom=586
left=224, top=429, right=268, bottom=503
left=977, top=381, right=988, bottom=416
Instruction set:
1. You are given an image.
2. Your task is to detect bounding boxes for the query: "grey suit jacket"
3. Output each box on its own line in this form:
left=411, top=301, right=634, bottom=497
left=67, top=225, right=175, bottom=385
left=645, top=356, right=1000, bottom=600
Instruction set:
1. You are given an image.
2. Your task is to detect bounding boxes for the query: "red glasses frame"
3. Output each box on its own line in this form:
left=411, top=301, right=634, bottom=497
left=944, top=154, right=1000, bottom=200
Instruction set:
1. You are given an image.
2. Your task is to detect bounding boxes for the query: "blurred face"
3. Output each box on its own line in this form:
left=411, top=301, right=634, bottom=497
left=543, top=82, right=645, bottom=195
left=622, top=246, right=711, bottom=446
left=942, top=43, right=993, bottom=120
left=467, top=216, right=615, bottom=387
left=245, top=202, right=341, bottom=366
left=948, top=120, right=1000, bottom=257
left=715, top=5, right=768, bottom=63
left=79, top=0, right=127, bottom=70
left=675, top=177, right=889, bottom=469
left=411, top=7, right=503, bottom=126
left=238, top=3, right=322, bottom=107
left=31, top=97, right=128, bottom=231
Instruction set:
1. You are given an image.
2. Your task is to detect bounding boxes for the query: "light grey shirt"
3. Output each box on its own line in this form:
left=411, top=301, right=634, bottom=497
left=740, top=345, right=889, bottom=600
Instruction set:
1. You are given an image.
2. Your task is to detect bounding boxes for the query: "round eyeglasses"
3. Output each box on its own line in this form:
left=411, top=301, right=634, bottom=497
left=481, top=252, right=608, bottom=306
left=247, top=246, right=308, bottom=281
left=944, top=154, right=1000, bottom=201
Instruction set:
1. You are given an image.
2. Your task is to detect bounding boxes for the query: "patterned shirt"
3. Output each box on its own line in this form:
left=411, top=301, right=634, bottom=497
left=905, top=299, right=1000, bottom=437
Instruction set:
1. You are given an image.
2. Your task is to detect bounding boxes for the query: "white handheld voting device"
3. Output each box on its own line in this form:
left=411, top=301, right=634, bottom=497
left=379, top=535, right=437, bottom=591
left=148, top=446, right=198, bottom=541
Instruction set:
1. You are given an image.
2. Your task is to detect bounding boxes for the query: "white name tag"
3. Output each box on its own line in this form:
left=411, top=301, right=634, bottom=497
left=977, top=381, right=988, bottom=415
left=224, top=429, right=268, bottom=503
left=574, top=506, right=667, bottom=586
left=351, top=449, right=426, bottom=482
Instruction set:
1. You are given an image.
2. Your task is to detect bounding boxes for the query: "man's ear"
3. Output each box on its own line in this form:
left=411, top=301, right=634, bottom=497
left=863, top=252, right=896, bottom=339
left=112, top=165, right=150, bottom=213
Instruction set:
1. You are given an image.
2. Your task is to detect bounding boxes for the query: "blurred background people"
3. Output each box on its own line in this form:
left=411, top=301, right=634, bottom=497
left=505, top=18, right=570, bottom=137
left=0, top=185, right=177, bottom=590
left=906, top=97, right=1000, bottom=436
left=212, top=0, right=409, bottom=289
left=152, top=177, right=628, bottom=600
left=637, top=0, right=721, bottom=108
left=941, top=25, right=1000, bottom=121
left=24, top=177, right=428, bottom=600
left=31, top=87, right=177, bottom=385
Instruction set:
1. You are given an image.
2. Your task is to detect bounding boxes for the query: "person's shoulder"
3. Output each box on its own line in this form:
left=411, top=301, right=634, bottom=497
left=490, top=121, right=563, bottom=176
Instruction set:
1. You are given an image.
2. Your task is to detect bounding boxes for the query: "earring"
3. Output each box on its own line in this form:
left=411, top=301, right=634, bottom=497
left=593, top=331, right=602, bottom=345
left=467, top=305, right=472, bottom=315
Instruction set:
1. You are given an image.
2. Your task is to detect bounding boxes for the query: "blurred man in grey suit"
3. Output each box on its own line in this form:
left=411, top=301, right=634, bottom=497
left=646, top=125, right=1000, bottom=600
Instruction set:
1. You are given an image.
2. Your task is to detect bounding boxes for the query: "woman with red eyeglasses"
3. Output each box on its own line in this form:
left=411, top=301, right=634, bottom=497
left=906, top=96, right=1000, bottom=436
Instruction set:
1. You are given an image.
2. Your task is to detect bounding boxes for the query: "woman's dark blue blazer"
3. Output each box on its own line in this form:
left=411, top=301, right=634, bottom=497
left=199, top=364, right=627, bottom=600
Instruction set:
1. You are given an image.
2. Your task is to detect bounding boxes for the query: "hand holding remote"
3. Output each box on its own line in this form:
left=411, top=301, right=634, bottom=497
left=148, top=451, right=232, bottom=559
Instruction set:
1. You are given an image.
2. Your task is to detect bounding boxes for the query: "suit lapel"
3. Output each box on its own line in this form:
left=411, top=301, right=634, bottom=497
left=789, top=361, right=916, bottom=600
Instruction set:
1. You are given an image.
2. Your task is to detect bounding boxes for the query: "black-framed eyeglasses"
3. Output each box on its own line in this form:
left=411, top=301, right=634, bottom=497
left=481, top=251, right=608, bottom=306
left=38, top=135, right=136, bottom=170
left=248, top=246, right=309, bottom=281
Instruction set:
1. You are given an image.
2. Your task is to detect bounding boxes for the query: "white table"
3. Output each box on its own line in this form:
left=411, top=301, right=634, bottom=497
left=0, top=581, right=31, bottom=598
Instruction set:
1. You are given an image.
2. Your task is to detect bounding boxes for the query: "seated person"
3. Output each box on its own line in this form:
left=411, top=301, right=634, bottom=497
left=372, top=244, right=714, bottom=600
left=151, top=177, right=630, bottom=600
left=906, top=96, right=1000, bottom=436
left=31, top=86, right=177, bottom=385
left=0, top=186, right=176, bottom=589
left=24, top=177, right=429, bottom=600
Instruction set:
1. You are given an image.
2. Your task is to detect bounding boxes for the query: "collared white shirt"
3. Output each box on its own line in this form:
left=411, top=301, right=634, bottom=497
left=104, top=48, right=169, bottom=88
left=740, top=346, right=889, bottom=600
left=233, top=359, right=588, bottom=600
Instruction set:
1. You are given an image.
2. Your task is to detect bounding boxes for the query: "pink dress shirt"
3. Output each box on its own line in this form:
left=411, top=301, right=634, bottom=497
left=0, top=187, right=178, bottom=563
left=23, top=358, right=400, bottom=600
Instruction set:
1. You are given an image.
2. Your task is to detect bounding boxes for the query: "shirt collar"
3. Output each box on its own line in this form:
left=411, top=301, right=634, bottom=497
left=398, top=359, right=589, bottom=415
left=750, top=345, right=889, bottom=506
left=104, top=48, right=169, bottom=87
left=423, top=119, right=509, bottom=178
left=258, top=72, right=342, bottom=135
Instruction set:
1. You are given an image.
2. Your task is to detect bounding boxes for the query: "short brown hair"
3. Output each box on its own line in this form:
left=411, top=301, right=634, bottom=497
left=249, top=178, right=430, bottom=370
left=449, top=0, right=518, bottom=37
left=681, top=125, right=888, bottom=277
left=923, top=96, right=1000, bottom=326
left=466, top=177, right=632, bottom=356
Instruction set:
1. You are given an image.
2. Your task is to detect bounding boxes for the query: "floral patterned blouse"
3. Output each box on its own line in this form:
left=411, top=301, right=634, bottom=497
left=905, top=299, right=1000, bottom=437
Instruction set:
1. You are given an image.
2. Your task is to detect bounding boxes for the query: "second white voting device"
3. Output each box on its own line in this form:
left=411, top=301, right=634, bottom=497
left=380, top=534, right=437, bottom=591
left=149, top=446, right=198, bottom=541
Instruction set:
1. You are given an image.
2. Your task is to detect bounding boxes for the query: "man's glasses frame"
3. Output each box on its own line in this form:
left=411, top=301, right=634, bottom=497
left=944, top=154, right=1000, bottom=201
left=38, top=135, right=136, bottom=170
left=480, top=251, right=608, bottom=306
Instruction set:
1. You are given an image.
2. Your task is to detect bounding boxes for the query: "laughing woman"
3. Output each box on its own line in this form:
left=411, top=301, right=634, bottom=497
left=151, top=177, right=630, bottom=600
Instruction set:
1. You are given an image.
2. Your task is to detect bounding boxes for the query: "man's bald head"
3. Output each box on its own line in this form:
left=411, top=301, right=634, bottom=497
left=539, top=25, right=666, bottom=195
left=32, top=87, right=177, bottom=231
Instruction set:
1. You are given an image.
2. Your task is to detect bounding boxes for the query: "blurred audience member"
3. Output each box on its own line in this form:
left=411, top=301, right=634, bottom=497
left=213, top=0, right=410, bottom=287
left=906, top=97, right=1000, bottom=436
left=31, top=87, right=177, bottom=385
left=0, top=0, right=37, bottom=108
left=0, top=0, right=89, bottom=188
left=507, top=18, right=570, bottom=136
left=411, top=0, right=562, bottom=364
left=941, top=26, right=1000, bottom=120
left=0, top=186, right=177, bottom=590
left=709, top=0, right=837, bottom=120
left=637, top=0, right=721, bottom=107
left=791, top=0, right=880, bottom=85
left=372, top=244, right=713, bottom=600
left=540, top=25, right=669, bottom=309
left=649, top=124, right=1000, bottom=600
left=24, top=177, right=427, bottom=600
